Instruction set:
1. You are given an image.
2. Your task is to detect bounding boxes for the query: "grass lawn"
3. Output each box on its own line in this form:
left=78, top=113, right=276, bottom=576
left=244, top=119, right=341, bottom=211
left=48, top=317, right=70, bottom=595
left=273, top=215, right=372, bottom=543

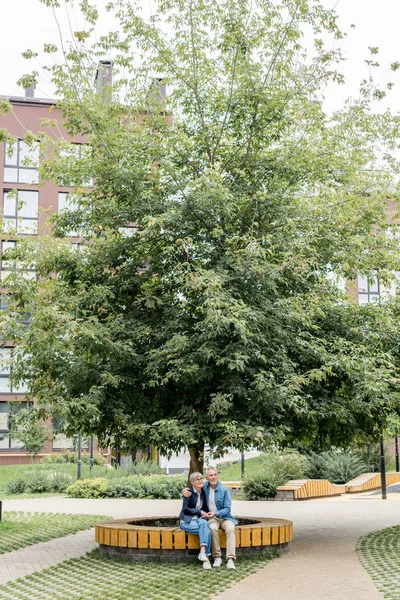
left=0, top=549, right=275, bottom=600
left=218, top=455, right=267, bottom=481
left=357, top=525, right=400, bottom=600
left=0, top=463, right=110, bottom=494
left=0, top=512, right=111, bottom=554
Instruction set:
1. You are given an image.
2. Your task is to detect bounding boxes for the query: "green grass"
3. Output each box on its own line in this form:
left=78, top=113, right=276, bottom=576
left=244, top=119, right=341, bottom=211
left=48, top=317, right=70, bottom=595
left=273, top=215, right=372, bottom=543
left=218, top=455, right=268, bottom=481
left=0, top=512, right=111, bottom=554
left=357, top=525, right=400, bottom=599
left=0, top=549, right=275, bottom=600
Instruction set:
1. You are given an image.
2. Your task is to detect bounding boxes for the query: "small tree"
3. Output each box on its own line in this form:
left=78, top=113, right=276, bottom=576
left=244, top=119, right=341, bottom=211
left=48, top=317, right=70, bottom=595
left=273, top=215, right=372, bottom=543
left=13, top=408, right=49, bottom=462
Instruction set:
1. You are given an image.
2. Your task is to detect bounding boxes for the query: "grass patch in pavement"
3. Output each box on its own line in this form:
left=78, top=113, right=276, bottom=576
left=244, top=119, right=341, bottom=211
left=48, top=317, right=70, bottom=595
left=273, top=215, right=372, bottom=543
left=357, top=524, right=400, bottom=599
left=0, top=549, right=276, bottom=600
left=0, top=512, right=110, bottom=554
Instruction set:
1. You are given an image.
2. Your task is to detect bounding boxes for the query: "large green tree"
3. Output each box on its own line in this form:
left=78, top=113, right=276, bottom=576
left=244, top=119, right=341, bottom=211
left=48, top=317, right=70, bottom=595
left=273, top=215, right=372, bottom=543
left=1, top=0, right=400, bottom=471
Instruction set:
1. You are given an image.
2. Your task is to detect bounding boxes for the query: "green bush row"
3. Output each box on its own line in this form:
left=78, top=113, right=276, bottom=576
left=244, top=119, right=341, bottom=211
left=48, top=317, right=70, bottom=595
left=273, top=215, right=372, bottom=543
left=66, top=475, right=187, bottom=499
left=6, top=471, right=74, bottom=494
left=242, top=452, right=306, bottom=500
left=304, top=451, right=369, bottom=484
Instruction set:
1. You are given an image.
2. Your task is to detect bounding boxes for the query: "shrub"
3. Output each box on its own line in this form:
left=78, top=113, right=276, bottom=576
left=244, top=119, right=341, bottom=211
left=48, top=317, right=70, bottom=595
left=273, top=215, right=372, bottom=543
left=6, top=478, right=26, bottom=494
left=139, top=475, right=186, bottom=499
left=304, top=452, right=328, bottom=479
left=66, top=478, right=109, bottom=498
left=106, top=477, right=145, bottom=498
left=48, top=471, right=74, bottom=493
left=130, top=459, right=165, bottom=476
left=41, top=452, right=107, bottom=466
left=243, top=476, right=277, bottom=500
left=323, top=452, right=367, bottom=484
left=27, top=471, right=52, bottom=493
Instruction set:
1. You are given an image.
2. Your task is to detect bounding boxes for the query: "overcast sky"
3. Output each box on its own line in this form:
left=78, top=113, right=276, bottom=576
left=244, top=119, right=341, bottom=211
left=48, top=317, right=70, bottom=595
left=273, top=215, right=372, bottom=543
left=1, top=0, right=400, bottom=114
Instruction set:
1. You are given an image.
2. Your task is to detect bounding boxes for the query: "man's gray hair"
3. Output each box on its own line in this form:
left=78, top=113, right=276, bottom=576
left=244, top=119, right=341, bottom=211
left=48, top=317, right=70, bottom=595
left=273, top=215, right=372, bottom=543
left=206, top=466, right=217, bottom=473
left=189, top=471, right=203, bottom=483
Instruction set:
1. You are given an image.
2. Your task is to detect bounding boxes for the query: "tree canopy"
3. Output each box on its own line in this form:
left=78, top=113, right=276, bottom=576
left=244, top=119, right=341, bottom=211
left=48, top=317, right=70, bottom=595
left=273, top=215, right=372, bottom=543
left=1, top=0, right=400, bottom=470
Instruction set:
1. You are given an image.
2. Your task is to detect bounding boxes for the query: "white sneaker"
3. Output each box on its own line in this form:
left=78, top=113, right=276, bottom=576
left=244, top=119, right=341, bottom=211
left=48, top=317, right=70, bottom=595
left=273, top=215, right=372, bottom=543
left=227, top=558, right=236, bottom=570
left=203, top=560, right=212, bottom=570
left=198, top=552, right=208, bottom=562
left=213, top=558, right=222, bottom=568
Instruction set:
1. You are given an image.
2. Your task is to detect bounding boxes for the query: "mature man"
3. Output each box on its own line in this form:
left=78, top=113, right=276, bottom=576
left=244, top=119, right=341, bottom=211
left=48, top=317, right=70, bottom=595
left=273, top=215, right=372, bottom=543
left=183, top=466, right=238, bottom=569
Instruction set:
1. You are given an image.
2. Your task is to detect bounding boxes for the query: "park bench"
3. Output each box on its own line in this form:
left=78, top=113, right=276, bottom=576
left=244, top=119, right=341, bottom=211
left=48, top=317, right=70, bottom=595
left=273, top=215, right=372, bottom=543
left=275, top=479, right=345, bottom=500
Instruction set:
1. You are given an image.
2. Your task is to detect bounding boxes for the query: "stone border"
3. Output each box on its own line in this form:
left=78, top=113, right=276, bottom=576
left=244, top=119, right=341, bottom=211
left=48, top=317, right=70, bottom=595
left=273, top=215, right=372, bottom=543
left=96, top=516, right=293, bottom=562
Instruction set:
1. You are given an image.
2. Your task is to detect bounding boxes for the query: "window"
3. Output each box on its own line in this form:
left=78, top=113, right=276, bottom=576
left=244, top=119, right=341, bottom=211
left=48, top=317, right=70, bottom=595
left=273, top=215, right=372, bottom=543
left=0, top=241, right=36, bottom=281
left=3, top=190, right=39, bottom=234
left=3, top=140, right=39, bottom=184
left=58, top=192, right=82, bottom=237
left=58, top=144, right=93, bottom=187
left=0, top=402, right=26, bottom=450
left=358, top=271, right=380, bottom=305
left=0, top=347, right=29, bottom=394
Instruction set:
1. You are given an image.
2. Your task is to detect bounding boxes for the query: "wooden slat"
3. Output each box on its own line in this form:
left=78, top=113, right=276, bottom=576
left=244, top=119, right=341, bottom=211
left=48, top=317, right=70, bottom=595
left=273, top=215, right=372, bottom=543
left=103, top=529, right=111, bottom=546
left=138, top=530, right=149, bottom=549
left=240, top=529, right=251, bottom=547
left=262, top=527, right=271, bottom=546
left=110, top=529, right=119, bottom=547
left=118, top=529, right=128, bottom=547
left=127, top=530, right=138, bottom=548
left=271, top=527, right=279, bottom=545
left=161, top=530, right=173, bottom=550
left=251, top=527, right=262, bottom=547
left=187, top=534, right=199, bottom=549
left=173, top=530, right=187, bottom=549
left=218, top=529, right=226, bottom=549
left=149, top=530, right=161, bottom=549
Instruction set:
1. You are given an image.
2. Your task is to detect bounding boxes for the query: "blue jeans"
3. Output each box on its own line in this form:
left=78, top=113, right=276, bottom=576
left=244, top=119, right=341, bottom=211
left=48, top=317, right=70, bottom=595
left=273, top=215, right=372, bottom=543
left=180, top=518, right=211, bottom=555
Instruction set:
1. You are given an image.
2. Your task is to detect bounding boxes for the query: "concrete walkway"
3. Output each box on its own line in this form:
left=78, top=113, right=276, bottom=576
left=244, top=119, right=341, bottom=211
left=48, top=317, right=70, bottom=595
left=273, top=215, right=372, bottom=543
left=2, top=493, right=400, bottom=598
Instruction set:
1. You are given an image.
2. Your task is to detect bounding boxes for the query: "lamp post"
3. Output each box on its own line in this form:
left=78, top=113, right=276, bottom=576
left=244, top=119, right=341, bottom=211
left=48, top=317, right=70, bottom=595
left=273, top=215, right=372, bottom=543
left=395, top=435, right=399, bottom=473
left=77, top=432, right=82, bottom=480
left=380, top=434, right=387, bottom=500
left=241, top=452, right=245, bottom=480
left=89, top=434, right=94, bottom=472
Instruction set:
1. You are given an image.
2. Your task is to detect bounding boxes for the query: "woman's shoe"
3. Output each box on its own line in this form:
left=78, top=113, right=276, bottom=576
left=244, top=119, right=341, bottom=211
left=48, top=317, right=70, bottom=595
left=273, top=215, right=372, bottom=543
left=203, top=560, right=212, bottom=570
left=198, top=552, right=208, bottom=562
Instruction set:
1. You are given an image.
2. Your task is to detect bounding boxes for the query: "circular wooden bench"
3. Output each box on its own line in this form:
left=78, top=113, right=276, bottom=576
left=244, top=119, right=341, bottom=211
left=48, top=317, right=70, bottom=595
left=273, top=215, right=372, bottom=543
left=96, top=516, right=293, bottom=562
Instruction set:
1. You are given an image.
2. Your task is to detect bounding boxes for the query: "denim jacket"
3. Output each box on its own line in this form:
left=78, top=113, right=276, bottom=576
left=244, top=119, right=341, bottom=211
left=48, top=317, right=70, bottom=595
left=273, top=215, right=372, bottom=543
left=203, top=481, right=238, bottom=525
left=179, top=487, right=209, bottom=523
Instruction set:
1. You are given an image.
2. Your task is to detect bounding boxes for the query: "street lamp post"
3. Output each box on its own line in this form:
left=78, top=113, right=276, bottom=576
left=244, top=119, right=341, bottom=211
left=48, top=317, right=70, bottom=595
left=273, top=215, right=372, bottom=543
left=89, top=434, right=94, bottom=472
left=395, top=436, right=399, bottom=473
left=380, top=434, right=387, bottom=500
left=241, top=452, right=245, bottom=480
left=77, top=432, right=82, bottom=480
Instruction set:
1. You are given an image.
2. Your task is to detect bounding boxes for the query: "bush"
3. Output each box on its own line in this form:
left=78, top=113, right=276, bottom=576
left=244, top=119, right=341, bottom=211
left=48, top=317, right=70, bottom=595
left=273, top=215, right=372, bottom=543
left=6, top=478, right=26, bottom=494
left=27, top=471, right=52, bottom=493
left=106, top=477, right=145, bottom=498
left=66, top=478, right=109, bottom=498
left=130, top=459, right=165, bottom=476
left=323, top=452, right=367, bottom=484
left=48, top=471, right=74, bottom=493
left=243, top=476, right=277, bottom=500
left=41, top=452, right=107, bottom=466
left=304, top=452, right=329, bottom=479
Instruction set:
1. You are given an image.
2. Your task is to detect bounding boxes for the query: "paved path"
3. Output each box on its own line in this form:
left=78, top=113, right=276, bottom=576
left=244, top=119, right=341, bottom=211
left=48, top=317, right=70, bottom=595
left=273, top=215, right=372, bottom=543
left=2, top=493, right=400, bottom=598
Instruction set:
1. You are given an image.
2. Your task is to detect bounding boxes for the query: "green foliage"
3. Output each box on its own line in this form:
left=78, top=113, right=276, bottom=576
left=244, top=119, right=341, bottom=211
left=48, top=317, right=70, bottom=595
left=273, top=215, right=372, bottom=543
left=66, top=474, right=186, bottom=499
left=5, top=479, right=26, bottom=494
left=66, top=477, right=109, bottom=498
left=2, top=0, right=400, bottom=467
left=26, top=471, right=52, bottom=493
left=129, top=458, right=165, bottom=476
left=323, top=452, right=368, bottom=484
left=12, top=409, right=49, bottom=459
left=304, top=453, right=329, bottom=479
left=242, top=476, right=277, bottom=500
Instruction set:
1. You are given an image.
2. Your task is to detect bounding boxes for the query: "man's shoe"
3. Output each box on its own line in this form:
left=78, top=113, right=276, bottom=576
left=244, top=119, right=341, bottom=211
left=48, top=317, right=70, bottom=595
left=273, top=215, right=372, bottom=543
left=213, top=558, right=222, bottom=568
left=226, top=559, right=236, bottom=570
left=203, top=560, right=212, bottom=570
left=198, top=552, right=208, bottom=562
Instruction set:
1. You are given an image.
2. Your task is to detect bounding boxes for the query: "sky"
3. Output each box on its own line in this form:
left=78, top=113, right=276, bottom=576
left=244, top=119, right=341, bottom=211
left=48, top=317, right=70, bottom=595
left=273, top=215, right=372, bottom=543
left=1, top=0, right=400, bottom=114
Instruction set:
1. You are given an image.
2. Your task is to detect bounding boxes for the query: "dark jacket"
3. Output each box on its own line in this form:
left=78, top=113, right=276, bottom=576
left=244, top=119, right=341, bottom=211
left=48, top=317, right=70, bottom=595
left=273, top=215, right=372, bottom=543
left=179, top=486, right=209, bottom=523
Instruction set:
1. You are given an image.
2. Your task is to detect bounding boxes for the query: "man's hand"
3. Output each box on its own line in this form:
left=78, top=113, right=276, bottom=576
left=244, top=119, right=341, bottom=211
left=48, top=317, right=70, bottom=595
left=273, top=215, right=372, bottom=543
left=182, top=487, right=192, bottom=498
left=206, top=512, right=216, bottom=518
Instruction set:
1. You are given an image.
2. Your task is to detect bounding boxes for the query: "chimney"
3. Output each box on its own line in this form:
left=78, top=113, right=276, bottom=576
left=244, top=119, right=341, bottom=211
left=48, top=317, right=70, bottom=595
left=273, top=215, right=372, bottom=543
left=25, top=84, right=35, bottom=99
left=95, top=60, right=113, bottom=102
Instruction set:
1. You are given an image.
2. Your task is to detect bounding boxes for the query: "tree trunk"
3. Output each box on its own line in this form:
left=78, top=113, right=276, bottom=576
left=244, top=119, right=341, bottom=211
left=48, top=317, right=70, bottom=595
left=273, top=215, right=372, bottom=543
left=188, top=442, right=205, bottom=483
